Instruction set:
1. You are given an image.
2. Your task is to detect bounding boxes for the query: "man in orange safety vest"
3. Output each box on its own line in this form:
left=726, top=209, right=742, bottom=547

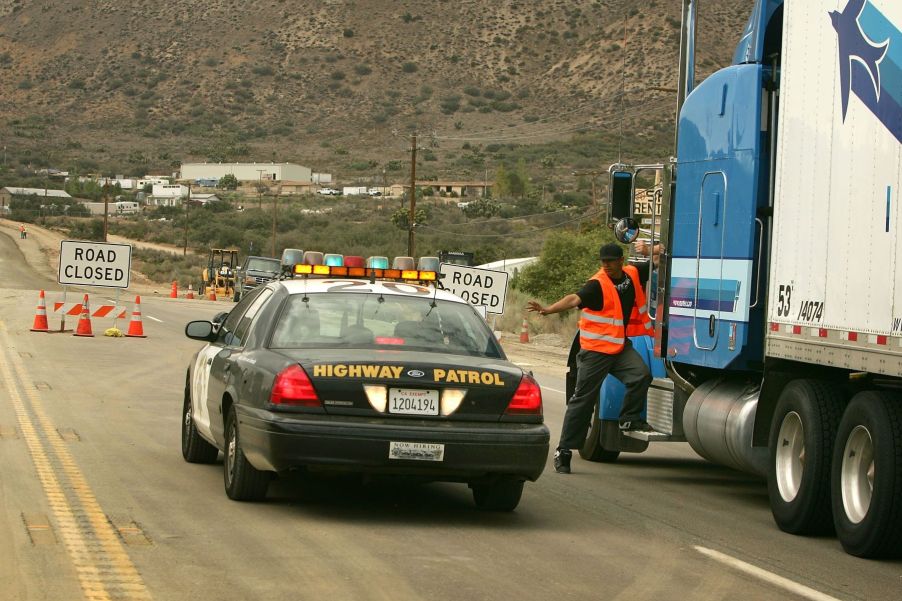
left=527, top=242, right=655, bottom=474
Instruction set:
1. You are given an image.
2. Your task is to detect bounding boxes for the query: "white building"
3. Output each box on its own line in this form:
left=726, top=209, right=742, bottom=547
left=80, top=201, right=140, bottom=216
left=137, top=177, right=169, bottom=189
left=180, top=162, right=312, bottom=183
left=148, top=183, right=189, bottom=207
left=312, top=172, right=332, bottom=184
left=0, top=187, right=71, bottom=208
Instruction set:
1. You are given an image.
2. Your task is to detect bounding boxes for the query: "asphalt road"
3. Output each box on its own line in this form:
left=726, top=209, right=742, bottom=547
left=0, top=227, right=900, bottom=601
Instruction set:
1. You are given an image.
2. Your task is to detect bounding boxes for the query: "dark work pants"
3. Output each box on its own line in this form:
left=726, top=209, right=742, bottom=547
left=558, top=342, right=652, bottom=450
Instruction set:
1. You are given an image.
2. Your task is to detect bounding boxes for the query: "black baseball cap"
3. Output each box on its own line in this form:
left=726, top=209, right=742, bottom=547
left=599, top=243, right=623, bottom=260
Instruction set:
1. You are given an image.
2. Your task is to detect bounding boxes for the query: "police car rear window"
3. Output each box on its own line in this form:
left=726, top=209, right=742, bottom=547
left=269, top=292, right=502, bottom=358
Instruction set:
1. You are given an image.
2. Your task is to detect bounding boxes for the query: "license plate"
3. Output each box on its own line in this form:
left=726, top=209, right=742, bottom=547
left=389, top=441, right=445, bottom=462
left=388, top=388, right=439, bottom=416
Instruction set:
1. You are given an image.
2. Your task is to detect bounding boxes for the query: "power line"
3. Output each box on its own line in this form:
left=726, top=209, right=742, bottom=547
left=418, top=208, right=605, bottom=238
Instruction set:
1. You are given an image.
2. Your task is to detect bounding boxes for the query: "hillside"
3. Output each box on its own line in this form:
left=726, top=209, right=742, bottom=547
left=0, top=0, right=753, bottom=180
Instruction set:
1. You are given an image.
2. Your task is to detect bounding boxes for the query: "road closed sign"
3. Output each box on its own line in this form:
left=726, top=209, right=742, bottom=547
left=59, top=240, right=132, bottom=289
left=439, top=264, right=508, bottom=315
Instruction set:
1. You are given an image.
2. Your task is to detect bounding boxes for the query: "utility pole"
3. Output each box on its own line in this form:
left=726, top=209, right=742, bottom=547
left=102, top=191, right=109, bottom=241
left=271, top=186, right=278, bottom=257
left=407, top=132, right=417, bottom=257
left=183, top=183, right=191, bottom=256
left=257, top=169, right=265, bottom=209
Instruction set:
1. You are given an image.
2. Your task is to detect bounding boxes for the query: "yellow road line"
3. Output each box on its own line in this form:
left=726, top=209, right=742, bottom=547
left=0, top=321, right=152, bottom=600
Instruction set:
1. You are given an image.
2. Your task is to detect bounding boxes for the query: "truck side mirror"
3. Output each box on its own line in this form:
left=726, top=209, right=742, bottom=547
left=610, top=170, right=633, bottom=221
left=613, top=217, right=640, bottom=244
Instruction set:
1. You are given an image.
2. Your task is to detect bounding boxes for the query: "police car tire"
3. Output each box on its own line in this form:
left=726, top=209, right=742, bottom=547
left=181, top=385, right=218, bottom=464
left=831, top=392, right=902, bottom=558
left=223, top=406, right=270, bottom=501
left=579, top=405, right=620, bottom=463
left=767, top=379, right=844, bottom=535
left=472, top=478, right=523, bottom=511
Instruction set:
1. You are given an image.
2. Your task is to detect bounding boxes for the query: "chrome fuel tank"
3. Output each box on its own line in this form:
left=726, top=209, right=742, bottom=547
left=682, top=378, right=768, bottom=476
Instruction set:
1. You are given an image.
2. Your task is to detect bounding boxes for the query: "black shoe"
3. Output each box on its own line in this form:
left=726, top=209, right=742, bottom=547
left=553, top=449, right=572, bottom=474
left=619, top=420, right=655, bottom=433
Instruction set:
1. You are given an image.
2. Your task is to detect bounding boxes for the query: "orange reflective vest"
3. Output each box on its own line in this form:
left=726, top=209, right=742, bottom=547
left=578, top=265, right=652, bottom=354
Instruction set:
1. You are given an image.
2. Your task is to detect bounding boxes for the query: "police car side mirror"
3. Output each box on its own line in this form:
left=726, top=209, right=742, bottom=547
left=613, top=217, right=640, bottom=244
left=185, top=320, right=216, bottom=341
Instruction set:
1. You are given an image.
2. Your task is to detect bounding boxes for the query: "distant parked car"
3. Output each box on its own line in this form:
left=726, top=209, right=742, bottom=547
left=368, top=188, right=382, bottom=196
left=317, top=188, right=340, bottom=196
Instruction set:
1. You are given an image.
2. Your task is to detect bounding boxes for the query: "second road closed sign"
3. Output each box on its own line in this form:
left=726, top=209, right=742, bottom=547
left=58, top=240, right=132, bottom=288
left=439, top=263, right=508, bottom=314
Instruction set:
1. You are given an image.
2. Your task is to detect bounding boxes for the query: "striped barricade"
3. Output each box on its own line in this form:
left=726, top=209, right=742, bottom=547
left=53, top=302, right=128, bottom=320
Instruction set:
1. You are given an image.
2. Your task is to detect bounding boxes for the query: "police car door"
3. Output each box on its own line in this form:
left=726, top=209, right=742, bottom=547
left=191, top=306, right=248, bottom=441
left=206, top=287, right=271, bottom=446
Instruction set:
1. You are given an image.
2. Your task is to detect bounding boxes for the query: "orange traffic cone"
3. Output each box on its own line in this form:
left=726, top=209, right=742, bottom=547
left=208, top=288, right=217, bottom=301
left=30, top=290, right=50, bottom=332
left=519, top=317, right=529, bottom=343
left=73, top=295, right=94, bottom=337
left=126, top=296, right=147, bottom=338
left=186, top=284, right=195, bottom=300
left=170, top=281, right=178, bottom=298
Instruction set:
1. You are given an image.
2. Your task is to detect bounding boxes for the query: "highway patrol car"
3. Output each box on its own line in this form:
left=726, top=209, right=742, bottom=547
left=182, top=256, right=549, bottom=510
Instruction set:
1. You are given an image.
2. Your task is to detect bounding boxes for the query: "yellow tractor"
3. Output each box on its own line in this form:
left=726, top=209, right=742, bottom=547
left=200, top=249, right=239, bottom=299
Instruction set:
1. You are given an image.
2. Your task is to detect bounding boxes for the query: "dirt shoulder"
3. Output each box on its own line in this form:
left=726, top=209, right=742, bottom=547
left=0, top=220, right=180, bottom=296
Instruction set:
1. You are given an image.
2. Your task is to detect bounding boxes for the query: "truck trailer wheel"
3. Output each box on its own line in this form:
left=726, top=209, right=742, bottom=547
left=579, top=405, right=620, bottom=463
left=767, top=379, right=844, bottom=535
left=831, top=391, right=902, bottom=558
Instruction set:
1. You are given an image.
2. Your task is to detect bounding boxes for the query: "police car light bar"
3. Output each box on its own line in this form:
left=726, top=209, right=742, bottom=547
left=293, top=263, right=437, bottom=281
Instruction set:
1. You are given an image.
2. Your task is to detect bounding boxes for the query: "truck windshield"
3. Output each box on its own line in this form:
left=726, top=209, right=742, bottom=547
left=246, top=258, right=280, bottom=272
left=270, top=292, right=502, bottom=358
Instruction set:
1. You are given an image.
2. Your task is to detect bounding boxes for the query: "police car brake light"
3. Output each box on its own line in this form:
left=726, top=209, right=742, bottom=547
left=506, top=374, right=542, bottom=415
left=271, top=365, right=320, bottom=407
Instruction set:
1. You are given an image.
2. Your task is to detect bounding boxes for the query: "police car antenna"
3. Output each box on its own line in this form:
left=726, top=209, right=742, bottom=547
left=302, top=274, right=309, bottom=304
left=428, top=280, right=439, bottom=309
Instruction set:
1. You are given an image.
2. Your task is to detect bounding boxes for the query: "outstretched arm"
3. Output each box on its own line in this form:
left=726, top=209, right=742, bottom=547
left=526, top=294, right=582, bottom=316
